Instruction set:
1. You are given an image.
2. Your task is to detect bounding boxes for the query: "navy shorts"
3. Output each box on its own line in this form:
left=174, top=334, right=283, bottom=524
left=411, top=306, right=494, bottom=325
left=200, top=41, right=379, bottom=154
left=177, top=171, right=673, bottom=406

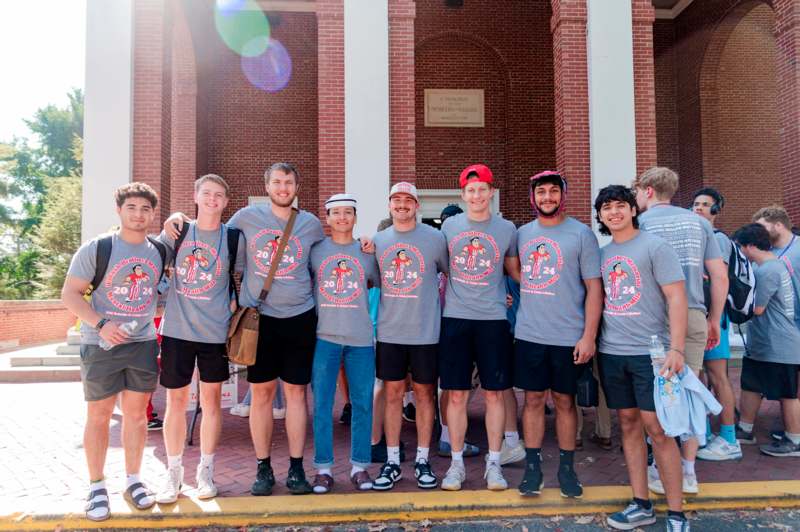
left=514, top=340, right=587, bottom=395
left=597, top=353, right=655, bottom=412
left=438, top=317, right=513, bottom=391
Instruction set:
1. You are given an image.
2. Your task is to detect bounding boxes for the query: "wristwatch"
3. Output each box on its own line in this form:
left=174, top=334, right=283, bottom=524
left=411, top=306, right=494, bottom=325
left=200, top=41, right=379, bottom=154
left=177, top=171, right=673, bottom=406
left=95, top=318, right=109, bottom=331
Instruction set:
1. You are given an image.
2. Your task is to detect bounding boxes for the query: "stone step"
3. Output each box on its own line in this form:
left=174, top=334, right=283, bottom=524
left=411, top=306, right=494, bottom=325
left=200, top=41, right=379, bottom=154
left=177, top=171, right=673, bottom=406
left=66, top=328, right=81, bottom=345
left=0, top=366, right=80, bottom=383
left=56, top=343, right=80, bottom=356
left=9, top=354, right=80, bottom=367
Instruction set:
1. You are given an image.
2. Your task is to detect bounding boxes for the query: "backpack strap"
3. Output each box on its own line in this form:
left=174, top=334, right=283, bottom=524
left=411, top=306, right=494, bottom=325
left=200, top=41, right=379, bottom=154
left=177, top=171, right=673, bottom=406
left=227, top=227, right=241, bottom=299
left=173, top=223, right=190, bottom=262
left=90, top=235, right=114, bottom=293
left=146, top=236, right=168, bottom=282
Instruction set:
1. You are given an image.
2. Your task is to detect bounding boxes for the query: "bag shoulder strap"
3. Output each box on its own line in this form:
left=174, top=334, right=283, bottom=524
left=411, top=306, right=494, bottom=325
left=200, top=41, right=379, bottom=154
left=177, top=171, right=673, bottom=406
left=227, top=227, right=241, bottom=298
left=258, top=208, right=298, bottom=303
left=91, top=235, right=114, bottom=292
left=146, top=235, right=168, bottom=282
left=172, top=223, right=190, bottom=262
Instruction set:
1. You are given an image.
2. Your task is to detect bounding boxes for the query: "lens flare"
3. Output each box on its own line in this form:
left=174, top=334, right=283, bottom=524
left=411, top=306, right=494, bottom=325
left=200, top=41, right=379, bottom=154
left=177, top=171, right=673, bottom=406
left=241, top=38, right=293, bottom=93
left=214, top=0, right=270, bottom=57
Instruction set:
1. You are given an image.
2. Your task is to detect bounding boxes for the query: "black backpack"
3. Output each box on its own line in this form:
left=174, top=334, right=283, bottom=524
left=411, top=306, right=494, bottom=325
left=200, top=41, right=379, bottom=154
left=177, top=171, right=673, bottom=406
left=703, top=231, right=757, bottom=325
left=89, top=234, right=167, bottom=293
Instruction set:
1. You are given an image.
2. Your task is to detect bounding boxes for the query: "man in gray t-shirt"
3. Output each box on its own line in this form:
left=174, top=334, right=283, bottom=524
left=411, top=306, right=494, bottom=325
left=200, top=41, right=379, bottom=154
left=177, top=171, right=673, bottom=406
left=753, top=205, right=800, bottom=330
left=594, top=185, right=689, bottom=531
left=62, top=182, right=165, bottom=520
left=733, top=222, right=800, bottom=458
left=371, top=181, right=448, bottom=492
left=438, top=164, right=520, bottom=493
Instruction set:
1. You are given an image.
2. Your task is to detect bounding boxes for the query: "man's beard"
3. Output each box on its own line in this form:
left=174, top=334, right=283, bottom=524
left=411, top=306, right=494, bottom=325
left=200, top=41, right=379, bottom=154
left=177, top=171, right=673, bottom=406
left=271, top=194, right=295, bottom=207
left=536, top=202, right=560, bottom=217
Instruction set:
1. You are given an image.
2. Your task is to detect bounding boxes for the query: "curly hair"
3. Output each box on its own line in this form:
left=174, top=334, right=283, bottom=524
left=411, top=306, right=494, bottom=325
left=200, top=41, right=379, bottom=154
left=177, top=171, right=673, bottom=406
left=594, top=185, right=639, bottom=236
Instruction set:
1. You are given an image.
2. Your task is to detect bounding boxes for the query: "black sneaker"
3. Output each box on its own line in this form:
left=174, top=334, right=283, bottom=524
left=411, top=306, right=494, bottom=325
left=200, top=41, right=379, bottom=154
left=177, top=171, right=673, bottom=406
left=147, top=417, right=163, bottom=431
left=736, top=426, right=756, bottom=445
left=518, top=464, right=543, bottom=496
left=557, top=465, right=583, bottom=498
left=339, top=403, right=352, bottom=425
left=402, top=403, right=416, bottom=423
left=251, top=461, right=275, bottom=496
left=414, top=460, right=437, bottom=489
left=372, top=462, right=402, bottom=491
left=371, top=440, right=388, bottom=464
left=771, top=429, right=786, bottom=442
left=286, top=467, right=313, bottom=495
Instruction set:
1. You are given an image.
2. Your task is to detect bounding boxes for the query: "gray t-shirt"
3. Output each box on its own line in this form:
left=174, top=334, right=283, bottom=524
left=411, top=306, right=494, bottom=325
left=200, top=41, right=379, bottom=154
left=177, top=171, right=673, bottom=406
left=67, top=233, right=166, bottom=345
left=639, top=205, right=722, bottom=311
left=598, top=231, right=685, bottom=356
left=773, top=236, right=800, bottom=328
left=310, top=238, right=380, bottom=347
left=715, top=231, right=733, bottom=265
left=441, top=213, right=518, bottom=321
left=747, top=258, right=800, bottom=364
left=158, top=223, right=246, bottom=344
left=228, top=205, right=325, bottom=318
left=374, top=223, right=448, bottom=345
left=515, top=217, right=601, bottom=346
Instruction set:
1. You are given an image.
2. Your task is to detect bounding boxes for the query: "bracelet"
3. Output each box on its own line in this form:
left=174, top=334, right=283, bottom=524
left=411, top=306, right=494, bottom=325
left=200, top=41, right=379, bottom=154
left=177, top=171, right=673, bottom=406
left=95, top=318, right=109, bottom=331
left=669, top=347, right=685, bottom=356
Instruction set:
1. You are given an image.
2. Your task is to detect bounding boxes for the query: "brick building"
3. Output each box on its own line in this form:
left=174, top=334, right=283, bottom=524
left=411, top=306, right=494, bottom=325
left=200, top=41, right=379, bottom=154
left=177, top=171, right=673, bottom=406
left=82, top=0, right=800, bottom=238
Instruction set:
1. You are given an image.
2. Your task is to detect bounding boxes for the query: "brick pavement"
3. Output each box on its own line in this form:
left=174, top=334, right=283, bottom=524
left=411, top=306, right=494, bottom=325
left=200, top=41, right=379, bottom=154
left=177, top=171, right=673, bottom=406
left=0, top=365, right=792, bottom=514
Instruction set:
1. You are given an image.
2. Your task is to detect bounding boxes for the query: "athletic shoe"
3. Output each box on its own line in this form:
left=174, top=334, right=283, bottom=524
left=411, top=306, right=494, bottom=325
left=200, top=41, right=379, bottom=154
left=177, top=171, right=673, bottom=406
left=759, top=437, right=800, bottom=457
left=372, top=462, right=402, bottom=490
left=196, top=463, right=217, bottom=499
left=437, top=440, right=480, bottom=458
left=736, top=426, right=756, bottom=445
left=647, top=463, right=665, bottom=495
left=590, top=432, right=613, bottom=451
left=517, top=464, right=543, bottom=496
left=771, top=429, right=786, bottom=442
left=339, top=403, right=352, bottom=425
left=606, top=500, right=656, bottom=530
left=499, top=440, right=525, bottom=465
left=147, top=417, right=163, bottom=431
left=697, top=436, right=742, bottom=461
left=272, top=407, right=286, bottom=420
left=484, top=459, right=508, bottom=491
left=286, top=467, right=313, bottom=495
left=557, top=465, right=583, bottom=498
left=229, top=403, right=250, bottom=417
left=666, top=514, right=691, bottom=531
left=440, top=461, right=466, bottom=491
left=683, top=473, right=699, bottom=494
left=402, top=403, right=416, bottom=423
left=371, top=438, right=407, bottom=463
left=414, top=460, right=437, bottom=489
left=250, top=461, right=275, bottom=496
left=156, top=466, right=183, bottom=504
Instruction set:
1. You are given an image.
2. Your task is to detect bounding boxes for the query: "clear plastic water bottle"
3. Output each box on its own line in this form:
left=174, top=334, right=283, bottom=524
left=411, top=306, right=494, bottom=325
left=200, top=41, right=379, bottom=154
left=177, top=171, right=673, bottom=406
left=649, top=334, right=681, bottom=406
left=649, top=335, right=666, bottom=369
left=98, top=320, right=138, bottom=351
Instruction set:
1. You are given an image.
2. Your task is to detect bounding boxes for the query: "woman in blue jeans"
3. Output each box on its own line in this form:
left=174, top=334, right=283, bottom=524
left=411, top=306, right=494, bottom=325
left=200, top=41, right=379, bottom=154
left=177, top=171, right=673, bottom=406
left=308, top=194, right=380, bottom=493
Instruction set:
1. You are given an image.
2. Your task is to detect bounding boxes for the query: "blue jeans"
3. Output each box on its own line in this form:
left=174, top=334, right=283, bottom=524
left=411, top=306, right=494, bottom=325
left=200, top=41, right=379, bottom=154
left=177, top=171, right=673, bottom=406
left=311, top=338, right=375, bottom=469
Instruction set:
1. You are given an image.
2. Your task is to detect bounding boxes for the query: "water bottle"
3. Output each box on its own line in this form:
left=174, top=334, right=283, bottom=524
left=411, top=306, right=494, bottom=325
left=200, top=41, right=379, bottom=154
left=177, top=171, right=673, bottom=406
left=648, top=335, right=666, bottom=367
left=98, top=320, right=138, bottom=351
left=649, top=334, right=681, bottom=406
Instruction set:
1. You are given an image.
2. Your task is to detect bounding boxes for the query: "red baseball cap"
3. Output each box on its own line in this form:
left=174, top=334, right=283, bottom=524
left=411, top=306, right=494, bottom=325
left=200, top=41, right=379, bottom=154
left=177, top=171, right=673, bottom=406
left=459, top=164, right=493, bottom=188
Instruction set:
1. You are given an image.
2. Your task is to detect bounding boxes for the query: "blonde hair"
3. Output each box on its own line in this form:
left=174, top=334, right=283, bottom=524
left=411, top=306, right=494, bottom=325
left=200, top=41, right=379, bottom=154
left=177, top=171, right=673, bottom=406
left=752, top=205, right=792, bottom=228
left=194, top=174, right=230, bottom=196
left=633, top=167, right=679, bottom=200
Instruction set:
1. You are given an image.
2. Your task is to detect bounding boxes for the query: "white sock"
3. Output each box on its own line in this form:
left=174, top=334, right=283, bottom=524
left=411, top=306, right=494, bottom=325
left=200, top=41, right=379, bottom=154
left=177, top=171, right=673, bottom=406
left=504, top=431, right=520, bottom=448
left=403, top=391, right=414, bottom=407
left=440, top=424, right=451, bottom=444
left=451, top=450, right=464, bottom=463
left=200, top=453, right=215, bottom=468
left=786, top=432, right=800, bottom=445
left=86, top=479, right=109, bottom=520
left=738, top=421, right=754, bottom=432
left=126, top=473, right=141, bottom=489
left=487, top=450, right=501, bottom=465
left=318, top=468, right=332, bottom=476
left=167, top=454, right=183, bottom=470
left=387, top=446, right=400, bottom=465
left=682, top=459, right=695, bottom=476
left=350, top=465, right=365, bottom=476
left=90, top=478, right=106, bottom=490
left=416, top=447, right=429, bottom=463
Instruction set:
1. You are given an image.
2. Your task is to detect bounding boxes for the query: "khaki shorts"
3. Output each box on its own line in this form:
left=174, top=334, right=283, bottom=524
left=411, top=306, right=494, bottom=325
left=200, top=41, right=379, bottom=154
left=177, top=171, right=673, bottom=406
left=685, top=309, right=708, bottom=374
left=80, top=340, right=159, bottom=401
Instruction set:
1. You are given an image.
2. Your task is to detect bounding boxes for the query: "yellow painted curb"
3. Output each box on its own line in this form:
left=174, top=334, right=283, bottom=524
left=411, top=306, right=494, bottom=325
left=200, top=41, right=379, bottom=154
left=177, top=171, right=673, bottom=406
left=2, top=481, right=800, bottom=530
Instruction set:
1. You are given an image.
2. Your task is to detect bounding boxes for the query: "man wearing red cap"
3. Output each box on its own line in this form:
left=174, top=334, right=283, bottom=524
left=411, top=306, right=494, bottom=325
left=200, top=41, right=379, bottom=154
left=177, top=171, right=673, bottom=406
left=439, top=164, right=520, bottom=491
left=513, top=171, right=603, bottom=498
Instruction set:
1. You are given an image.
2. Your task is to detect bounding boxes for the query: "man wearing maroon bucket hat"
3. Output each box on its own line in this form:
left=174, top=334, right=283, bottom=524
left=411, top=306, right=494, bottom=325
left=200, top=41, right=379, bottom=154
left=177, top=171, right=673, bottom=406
left=438, top=164, right=520, bottom=491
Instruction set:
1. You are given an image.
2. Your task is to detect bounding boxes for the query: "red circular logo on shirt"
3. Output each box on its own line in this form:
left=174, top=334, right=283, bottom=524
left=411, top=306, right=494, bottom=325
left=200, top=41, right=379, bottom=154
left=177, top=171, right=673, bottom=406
left=448, top=231, right=500, bottom=283
left=520, top=237, right=564, bottom=291
left=379, top=243, right=425, bottom=294
left=175, top=240, right=223, bottom=297
left=250, top=229, right=303, bottom=276
left=317, top=254, right=365, bottom=305
left=601, top=255, right=642, bottom=312
left=104, top=257, right=159, bottom=313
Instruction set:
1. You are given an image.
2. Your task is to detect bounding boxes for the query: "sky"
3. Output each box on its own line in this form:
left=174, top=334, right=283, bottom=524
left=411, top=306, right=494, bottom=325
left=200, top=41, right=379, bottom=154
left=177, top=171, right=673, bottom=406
left=0, top=0, right=86, bottom=143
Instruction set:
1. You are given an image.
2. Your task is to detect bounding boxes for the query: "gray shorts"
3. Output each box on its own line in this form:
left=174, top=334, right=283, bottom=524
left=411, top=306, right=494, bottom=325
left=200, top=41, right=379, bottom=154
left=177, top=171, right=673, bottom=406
left=80, top=340, right=159, bottom=401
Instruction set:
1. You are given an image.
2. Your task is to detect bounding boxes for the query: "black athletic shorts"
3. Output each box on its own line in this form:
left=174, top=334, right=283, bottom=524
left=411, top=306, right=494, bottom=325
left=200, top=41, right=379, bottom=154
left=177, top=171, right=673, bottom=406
left=597, top=353, right=656, bottom=412
left=740, top=357, right=799, bottom=401
left=514, top=340, right=587, bottom=394
left=438, top=317, right=513, bottom=391
left=376, top=342, right=438, bottom=384
left=248, top=308, right=317, bottom=385
left=160, top=336, right=230, bottom=388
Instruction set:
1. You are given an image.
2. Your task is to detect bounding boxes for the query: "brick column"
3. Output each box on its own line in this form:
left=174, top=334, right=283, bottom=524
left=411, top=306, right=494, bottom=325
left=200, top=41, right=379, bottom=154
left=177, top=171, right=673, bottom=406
left=774, top=0, right=800, bottom=222
left=316, top=0, right=345, bottom=220
left=632, top=0, right=657, bottom=176
left=389, top=0, right=416, bottom=185
left=550, top=0, right=591, bottom=222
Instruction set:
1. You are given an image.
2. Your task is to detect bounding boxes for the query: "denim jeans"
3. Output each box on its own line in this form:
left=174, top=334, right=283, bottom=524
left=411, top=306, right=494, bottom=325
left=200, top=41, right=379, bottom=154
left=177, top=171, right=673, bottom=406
left=311, top=338, right=375, bottom=469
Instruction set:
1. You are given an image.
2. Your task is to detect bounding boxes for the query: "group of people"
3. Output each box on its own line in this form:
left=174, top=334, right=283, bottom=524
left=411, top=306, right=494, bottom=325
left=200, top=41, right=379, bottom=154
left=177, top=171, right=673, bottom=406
left=62, top=162, right=800, bottom=532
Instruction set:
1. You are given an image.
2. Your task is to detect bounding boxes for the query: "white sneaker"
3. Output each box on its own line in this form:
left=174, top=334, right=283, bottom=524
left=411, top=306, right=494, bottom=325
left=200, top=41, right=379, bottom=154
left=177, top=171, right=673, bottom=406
left=647, top=463, right=665, bottom=495
left=196, top=463, right=217, bottom=499
left=156, top=466, right=183, bottom=504
left=484, top=459, right=508, bottom=491
left=441, top=461, right=466, bottom=491
left=229, top=403, right=250, bottom=417
left=499, top=440, right=525, bottom=466
left=683, top=472, right=699, bottom=494
left=697, top=436, right=743, bottom=461
left=273, top=407, right=286, bottom=420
